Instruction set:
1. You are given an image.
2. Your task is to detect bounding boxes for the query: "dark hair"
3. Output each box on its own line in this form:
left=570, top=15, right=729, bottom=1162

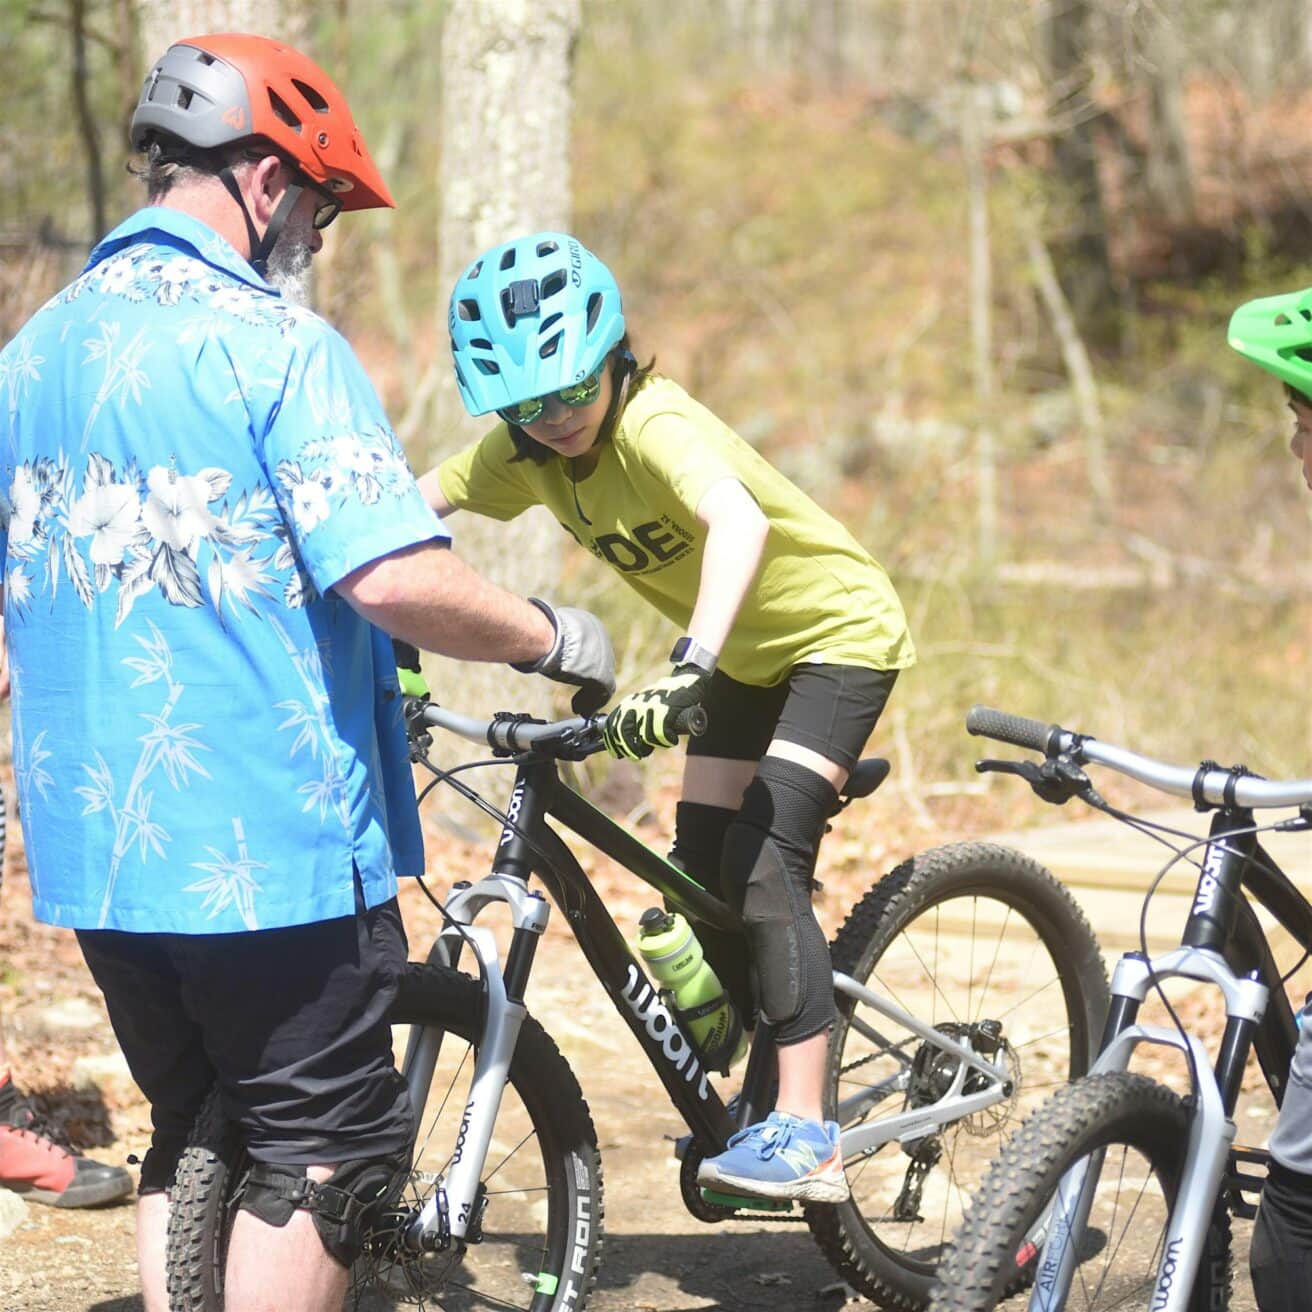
left=1286, top=382, right=1312, bottom=408
left=506, top=332, right=656, bottom=465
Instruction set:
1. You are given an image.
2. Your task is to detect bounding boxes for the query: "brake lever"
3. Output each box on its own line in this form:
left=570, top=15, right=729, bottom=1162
left=976, top=755, right=1093, bottom=806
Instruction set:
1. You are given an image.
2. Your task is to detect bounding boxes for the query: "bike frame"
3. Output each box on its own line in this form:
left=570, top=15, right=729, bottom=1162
left=399, top=744, right=1015, bottom=1246
left=1022, top=807, right=1312, bottom=1312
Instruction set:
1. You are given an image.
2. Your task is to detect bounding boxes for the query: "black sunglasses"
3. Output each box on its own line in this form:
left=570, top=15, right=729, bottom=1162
left=297, top=173, right=342, bottom=231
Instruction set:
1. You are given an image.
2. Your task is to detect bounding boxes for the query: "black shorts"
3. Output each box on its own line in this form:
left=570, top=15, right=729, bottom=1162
left=77, top=874, right=412, bottom=1192
left=689, top=663, right=898, bottom=772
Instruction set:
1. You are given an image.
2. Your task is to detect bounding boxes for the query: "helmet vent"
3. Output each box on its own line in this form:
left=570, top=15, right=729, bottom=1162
left=540, top=312, right=562, bottom=334
left=267, top=89, right=303, bottom=132
left=470, top=337, right=492, bottom=350
left=468, top=260, right=483, bottom=280
left=539, top=331, right=562, bottom=359
left=176, top=87, right=194, bottom=111
left=585, top=292, right=603, bottom=333
left=536, top=239, right=560, bottom=256
left=457, top=299, right=481, bottom=322
left=292, top=79, right=330, bottom=113
left=499, top=248, right=517, bottom=271
left=540, top=270, right=566, bottom=299
left=474, top=359, right=501, bottom=376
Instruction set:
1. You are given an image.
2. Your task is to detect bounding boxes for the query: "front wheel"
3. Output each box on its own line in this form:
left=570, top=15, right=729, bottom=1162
left=808, top=841, right=1111, bottom=1310
left=165, top=962, right=605, bottom=1312
left=929, top=1072, right=1232, bottom=1311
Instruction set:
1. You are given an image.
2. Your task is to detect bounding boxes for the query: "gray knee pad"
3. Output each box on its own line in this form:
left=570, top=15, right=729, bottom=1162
left=242, top=1151, right=411, bottom=1267
left=723, top=758, right=838, bottom=1045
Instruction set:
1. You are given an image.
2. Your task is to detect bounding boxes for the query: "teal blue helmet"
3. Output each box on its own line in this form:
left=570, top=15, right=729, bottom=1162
left=448, top=232, right=625, bottom=417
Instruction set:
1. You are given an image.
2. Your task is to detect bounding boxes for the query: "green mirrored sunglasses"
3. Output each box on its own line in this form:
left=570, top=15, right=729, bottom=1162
left=497, top=368, right=604, bottom=427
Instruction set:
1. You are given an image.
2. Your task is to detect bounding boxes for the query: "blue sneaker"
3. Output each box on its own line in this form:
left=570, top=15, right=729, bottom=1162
left=695, top=1111, right=848, bottom=1203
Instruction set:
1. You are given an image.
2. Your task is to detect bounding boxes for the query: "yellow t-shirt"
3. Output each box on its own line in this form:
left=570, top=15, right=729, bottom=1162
left=437, top=376, right=916, bottom=686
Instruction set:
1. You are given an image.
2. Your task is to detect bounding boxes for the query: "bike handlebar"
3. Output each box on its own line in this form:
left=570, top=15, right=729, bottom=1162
left=416, top=701, right=706, bottom=757
left=967, top=703, right=1312, bottom=810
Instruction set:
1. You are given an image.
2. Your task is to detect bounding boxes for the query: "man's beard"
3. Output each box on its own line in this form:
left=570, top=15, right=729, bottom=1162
left=266, top=215, right=315, bottom=306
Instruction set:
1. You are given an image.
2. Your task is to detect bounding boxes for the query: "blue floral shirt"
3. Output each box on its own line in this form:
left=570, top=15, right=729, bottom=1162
left=0, top=208, right=447, bottom=933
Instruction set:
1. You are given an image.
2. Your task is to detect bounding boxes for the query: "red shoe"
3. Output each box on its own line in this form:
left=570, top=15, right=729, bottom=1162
left=0, top=1100, right=133, bottom=1207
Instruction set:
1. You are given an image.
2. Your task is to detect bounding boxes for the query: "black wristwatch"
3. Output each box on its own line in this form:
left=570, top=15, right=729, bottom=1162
left=669, top=636, right=718, bottom=677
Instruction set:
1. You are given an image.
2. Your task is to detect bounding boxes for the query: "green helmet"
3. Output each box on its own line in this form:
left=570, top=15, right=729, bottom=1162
left=1228, top=289, right=1312, bottom=400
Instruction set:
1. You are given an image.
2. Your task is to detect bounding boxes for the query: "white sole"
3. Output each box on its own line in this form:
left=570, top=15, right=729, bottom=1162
left=697, top=1161, right=850, bottom=1205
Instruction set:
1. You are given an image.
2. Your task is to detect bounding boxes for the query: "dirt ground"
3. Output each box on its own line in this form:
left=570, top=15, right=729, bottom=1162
left=0, top=790, right=1267, bottom=1312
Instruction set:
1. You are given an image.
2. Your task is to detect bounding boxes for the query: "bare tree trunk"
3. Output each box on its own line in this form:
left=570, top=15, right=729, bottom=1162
left=1023, top=220, right=1113, bottom=518
left=136, top=0, right=304, bottom=54
left=1138, top=2, right=1195, bottom=226
left=1038, top=0, right=1118, bottom=345
left=962, top=87, right=997, bottom=568
left=431, top=0, right=582, bottom=719
left=70, top=0, right=107, bottom=240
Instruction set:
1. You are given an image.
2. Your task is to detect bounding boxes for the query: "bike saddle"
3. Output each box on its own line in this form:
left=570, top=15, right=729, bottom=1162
left=843, top=757, right=891, bottom=801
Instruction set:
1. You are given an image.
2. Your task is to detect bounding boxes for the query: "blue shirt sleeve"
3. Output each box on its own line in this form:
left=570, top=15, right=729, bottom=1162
left=260, top=327, right=448, bottom=593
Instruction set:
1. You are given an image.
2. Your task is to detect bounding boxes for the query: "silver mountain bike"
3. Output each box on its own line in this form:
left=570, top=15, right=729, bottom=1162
left=932, top=704, right=1312, bottom=1312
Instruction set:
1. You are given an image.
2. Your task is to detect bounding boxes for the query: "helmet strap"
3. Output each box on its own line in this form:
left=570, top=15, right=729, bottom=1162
left=219, top=164, right=305, bottom=280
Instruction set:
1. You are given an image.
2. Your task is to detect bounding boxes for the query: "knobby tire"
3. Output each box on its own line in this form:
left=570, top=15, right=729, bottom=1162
left=929, top=1071, right=1231, bottom=1312
left=809, top=841, right=1112, bottom=1311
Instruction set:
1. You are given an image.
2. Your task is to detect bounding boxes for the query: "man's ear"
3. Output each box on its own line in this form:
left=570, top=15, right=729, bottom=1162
left=247, top=154, right=292, bottom=226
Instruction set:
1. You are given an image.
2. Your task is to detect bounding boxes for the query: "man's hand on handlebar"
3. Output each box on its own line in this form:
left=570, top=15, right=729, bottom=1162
left=511, top=598, right=616, bottom=715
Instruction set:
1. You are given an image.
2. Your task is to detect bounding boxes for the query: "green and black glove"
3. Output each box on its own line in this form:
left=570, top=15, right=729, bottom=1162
left=392, top=638, right=430, bottom=699
left=602, top=666, right=709, bottom=760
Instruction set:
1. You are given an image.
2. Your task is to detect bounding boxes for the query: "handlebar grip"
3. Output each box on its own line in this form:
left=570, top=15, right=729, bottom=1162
left=966, top=704, right=1061, bottom=754
left=676, top=706, right=708, bottom=737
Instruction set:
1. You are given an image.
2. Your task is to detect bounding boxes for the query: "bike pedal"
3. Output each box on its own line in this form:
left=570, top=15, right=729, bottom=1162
left=1225, top=1145, right=1269, bottom=1220
left=699, top=1187, right=794, bottom=1213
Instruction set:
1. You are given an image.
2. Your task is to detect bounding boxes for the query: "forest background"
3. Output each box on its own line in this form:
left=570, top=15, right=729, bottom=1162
left=1, top=0, right=1310, bottom=836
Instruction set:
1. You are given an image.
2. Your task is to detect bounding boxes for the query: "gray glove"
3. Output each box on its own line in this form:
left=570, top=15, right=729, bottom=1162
left=512, top=597, right=616, bottom=715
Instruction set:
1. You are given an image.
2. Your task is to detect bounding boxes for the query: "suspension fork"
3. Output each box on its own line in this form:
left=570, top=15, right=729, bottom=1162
left=400, top=759, right=556, bottom=1248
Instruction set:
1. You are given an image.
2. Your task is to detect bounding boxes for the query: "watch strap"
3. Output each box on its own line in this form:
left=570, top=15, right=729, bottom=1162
left=669, top=635, right=718, bottom=675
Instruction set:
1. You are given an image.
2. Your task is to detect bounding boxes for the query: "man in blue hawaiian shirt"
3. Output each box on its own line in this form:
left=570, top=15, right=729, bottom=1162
left=0, top=33, right=614, bottom=1312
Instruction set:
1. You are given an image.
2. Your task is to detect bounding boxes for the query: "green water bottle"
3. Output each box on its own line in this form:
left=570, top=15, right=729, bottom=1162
left=635, top=908, right=746, bottom=1071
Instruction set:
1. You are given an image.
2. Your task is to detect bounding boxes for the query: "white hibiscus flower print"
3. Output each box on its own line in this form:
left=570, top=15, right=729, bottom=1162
left=141, top=466, right=221, bottom=555
left=7, top=464, right=41, bottom=547
left=328, top=435, right=382, bottom=476
left=97, top=255, right=136, bottom=296
left=291, top=473, right=331, bottom=533
left=68, top=481, right=141, bottom=566
left=158, top=256, right=206, bottom=306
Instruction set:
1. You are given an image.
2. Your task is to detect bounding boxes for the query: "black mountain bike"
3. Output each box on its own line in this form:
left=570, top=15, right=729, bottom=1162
left=931, top=704, right=1312, bottom=1312
left=165, top=696, right=1110, bottom=1312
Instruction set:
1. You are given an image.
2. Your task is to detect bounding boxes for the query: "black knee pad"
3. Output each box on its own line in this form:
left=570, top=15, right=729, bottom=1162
left=1252, top=1158, right=1312, bottom=1312
left=140, top=1137, right=189, bottom=1195
left=722, top=758, right=837, bottom=1045
left=242, top=1151, right=411, bottom=1267
left=669, top=801, right=756, bottom=1026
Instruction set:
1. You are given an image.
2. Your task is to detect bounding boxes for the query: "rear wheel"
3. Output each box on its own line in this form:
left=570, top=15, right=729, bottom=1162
left=930, top=1072, right=1231, bottom=1311
left=808, top=841, right=1111, bottom=1310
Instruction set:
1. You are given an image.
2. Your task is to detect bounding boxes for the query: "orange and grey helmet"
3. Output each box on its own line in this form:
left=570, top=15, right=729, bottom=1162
left=130, top=33, right=393, bottom=212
